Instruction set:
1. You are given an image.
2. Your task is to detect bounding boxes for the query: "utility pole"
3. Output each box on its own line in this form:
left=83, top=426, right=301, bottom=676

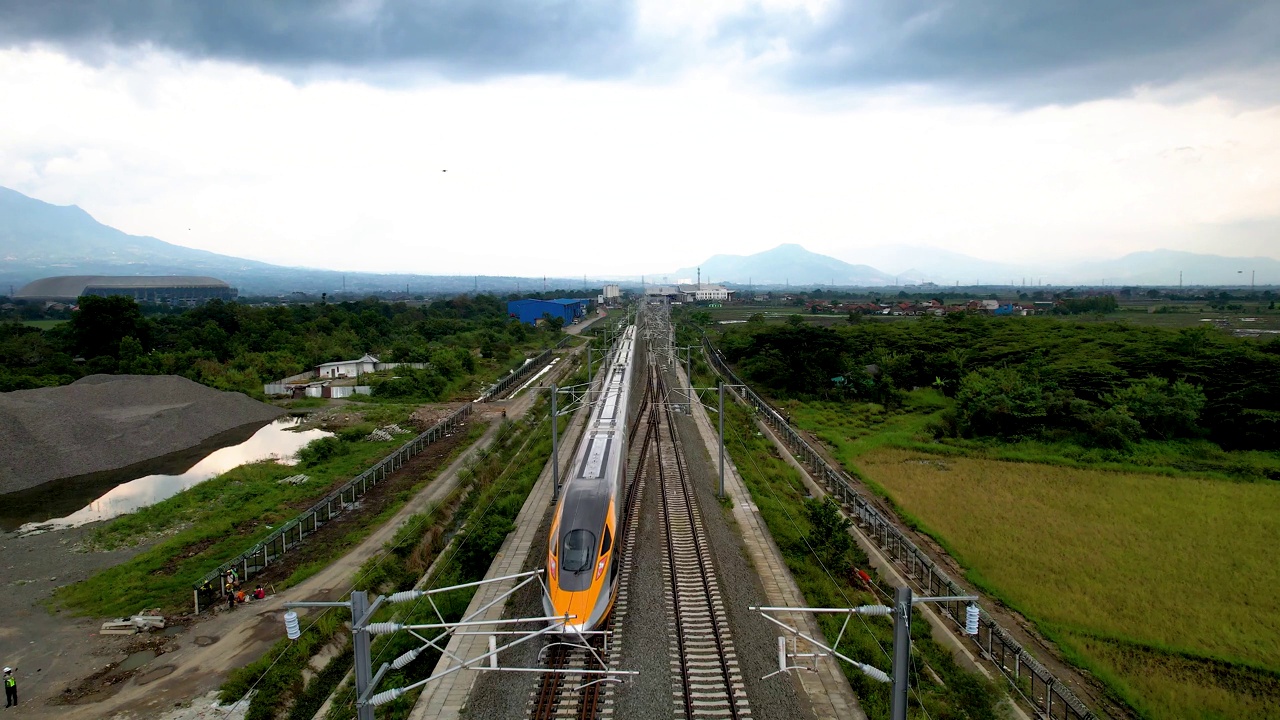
left=891, top=586, right=911, bottom=720
left=753, top=589, right=978, bottom=720
left=285, top=591, right=379, bottom=720
left=551, top=382, right=560, bottom=502
left=718, top=381, right=725, bottom=499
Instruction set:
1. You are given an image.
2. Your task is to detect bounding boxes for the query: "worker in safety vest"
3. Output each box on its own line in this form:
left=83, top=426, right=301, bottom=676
left=4, top=667, right=16, bottom=707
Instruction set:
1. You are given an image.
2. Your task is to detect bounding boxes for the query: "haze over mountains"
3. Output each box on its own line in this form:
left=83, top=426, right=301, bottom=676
left=0, top=187, right=585, bottom=296
left=3, top=185, right=1277, bottom=294
left=672, top=245, right=1280, bottom=288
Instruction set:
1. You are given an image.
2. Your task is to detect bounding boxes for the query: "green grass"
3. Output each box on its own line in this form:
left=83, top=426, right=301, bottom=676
left=683, top=352, right=1001, bottom=719
left=855, top=447, right=1280, bottom=720
left=221, top=379, right=574, bottom=720
left=20, top=319, right=67, bottom=329
left=791, top=393, right=1280, bottom=483
left=53, top=411, right=485, bottom=617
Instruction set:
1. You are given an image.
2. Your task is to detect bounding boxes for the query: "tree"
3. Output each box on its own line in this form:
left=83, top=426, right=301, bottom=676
left=70, top=295, right=149, bottom=359
left=955, top=367, right=1048, bottom=437
left=804, top=497, right=854, bottom=575
left=1107, top=376, right=1206, bottom=440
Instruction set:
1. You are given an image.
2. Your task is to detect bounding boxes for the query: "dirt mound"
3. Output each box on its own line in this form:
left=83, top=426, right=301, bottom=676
left=0, top=375, right=284, bottom=494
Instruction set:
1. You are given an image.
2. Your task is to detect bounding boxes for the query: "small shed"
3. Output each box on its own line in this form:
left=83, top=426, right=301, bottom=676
left=316, top=353, right=380, bottom=379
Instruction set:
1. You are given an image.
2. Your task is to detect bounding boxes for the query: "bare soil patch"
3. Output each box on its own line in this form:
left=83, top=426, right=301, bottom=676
left=51, top=631, right=179, bottom=705
left=248, top=418, right=476, bottom=588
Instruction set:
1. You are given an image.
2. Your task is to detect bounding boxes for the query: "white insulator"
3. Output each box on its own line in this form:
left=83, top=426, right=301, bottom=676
left=391, top=645, right=425, bottom=670
left=966, top=603, right=980, bottom=636
left=387, top=590, right=424, bottom=603
left=364, top=621, right=401, bottom=635
left=369, top=687, right=406, bottom=706
left=283, top=611, right=301, bottom=640
left=857, top=605, right=892, bottom=617
left=861, top=664, right=891, bottom=684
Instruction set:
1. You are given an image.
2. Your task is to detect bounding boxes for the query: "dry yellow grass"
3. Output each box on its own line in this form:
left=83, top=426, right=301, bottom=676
left=858, top=448, right=1280, bottom=718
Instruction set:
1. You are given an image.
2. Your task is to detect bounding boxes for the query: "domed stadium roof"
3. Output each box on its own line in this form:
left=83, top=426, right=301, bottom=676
left=14, top=275, right=231, bottom=300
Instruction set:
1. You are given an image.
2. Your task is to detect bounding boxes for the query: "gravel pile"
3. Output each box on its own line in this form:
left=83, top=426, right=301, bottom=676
left=0, top=375, right=285, bottom=494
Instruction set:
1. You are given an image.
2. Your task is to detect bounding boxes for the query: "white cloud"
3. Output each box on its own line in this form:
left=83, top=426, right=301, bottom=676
left=0, top=46, right=1277, bottom=278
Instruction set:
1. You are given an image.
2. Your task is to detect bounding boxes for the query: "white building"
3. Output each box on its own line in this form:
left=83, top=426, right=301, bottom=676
left=603, top=284, right=621, bottom=299
left=316, top=353, right=380, bottom=379
left=678, top=284, right=732, bottom=302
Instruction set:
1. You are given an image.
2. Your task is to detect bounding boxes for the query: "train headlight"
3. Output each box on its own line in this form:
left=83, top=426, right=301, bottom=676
left=594, top=555, right=607, bottom=581
left=549, top=555, right=557, bottom=579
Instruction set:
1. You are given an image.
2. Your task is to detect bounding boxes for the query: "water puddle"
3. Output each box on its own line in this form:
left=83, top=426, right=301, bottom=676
left=117, top=650, right=157, bottom=673
left=1, top=417, right=332, bottom=533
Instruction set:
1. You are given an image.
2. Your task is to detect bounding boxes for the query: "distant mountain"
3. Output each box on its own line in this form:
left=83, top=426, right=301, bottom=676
left=0, top=187, right=591, bottom=296
left=833, top=244, right=1280, bottom=287
left=672, top=244, right=895, bottom=287
left=839, top=245, right=1031, bottom=286
left=0, top=186, right=277, bottom=274
left=1066, top=250, right=1280, bottom=286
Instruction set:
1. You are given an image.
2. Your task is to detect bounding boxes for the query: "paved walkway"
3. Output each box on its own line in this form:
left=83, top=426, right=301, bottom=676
left=674, top=367, right=867, bottom=720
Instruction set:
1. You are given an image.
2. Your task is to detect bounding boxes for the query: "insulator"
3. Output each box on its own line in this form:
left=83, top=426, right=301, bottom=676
left=388, top=590, right=424, bottom=603
left=861, top=663, right=891, bottom=683
left=391, top=645, right=425, bottom=670
left=369, top=687, right=406, bottom=706
left=966, top=604, right=980, bottom=636
left=364, top=621, right=401, bottom=635
left=857, top=605, right=892, bottom=617
left=283, top=611, right=301, bottom=640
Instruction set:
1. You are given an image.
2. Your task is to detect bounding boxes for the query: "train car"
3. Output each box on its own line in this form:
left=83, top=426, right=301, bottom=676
left=543, top=324, right=644, bottom=636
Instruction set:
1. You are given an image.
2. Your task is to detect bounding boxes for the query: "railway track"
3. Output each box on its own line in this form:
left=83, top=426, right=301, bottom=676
left=653, top=371, right=750, bottom=720
left=528, top=376, right=656, bottom=720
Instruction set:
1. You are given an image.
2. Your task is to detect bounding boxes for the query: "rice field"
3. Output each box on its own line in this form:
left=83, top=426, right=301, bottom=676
left=855, top=447, right=1280, bottom=719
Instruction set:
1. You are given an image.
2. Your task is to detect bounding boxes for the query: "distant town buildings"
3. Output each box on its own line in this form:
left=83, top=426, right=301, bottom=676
left=14, top=275, right=237, bottom=304
left=645, top=284, right=734, bottom=303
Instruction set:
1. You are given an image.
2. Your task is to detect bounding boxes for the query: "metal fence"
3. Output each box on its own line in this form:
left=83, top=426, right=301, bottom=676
left=476, top=336, right=573, bottom=402
left=700, top=338, right=1097, bottom=720
left=192, top=403, right=473, bottom=612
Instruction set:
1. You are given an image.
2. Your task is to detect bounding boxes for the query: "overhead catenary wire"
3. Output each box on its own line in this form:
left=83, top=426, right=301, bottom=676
left=220, top=373, right=569, bottom=718
left=678, top=333, right=907, bottom=689
left=329, top=353, right=594, bottom=715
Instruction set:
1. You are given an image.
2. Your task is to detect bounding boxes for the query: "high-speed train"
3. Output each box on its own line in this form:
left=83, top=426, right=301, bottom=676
left=543, top=324, right=644, bottom=636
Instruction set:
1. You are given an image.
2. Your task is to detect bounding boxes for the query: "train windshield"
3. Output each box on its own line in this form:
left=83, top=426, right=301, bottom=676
left=560, top=529, right=598, bottom=574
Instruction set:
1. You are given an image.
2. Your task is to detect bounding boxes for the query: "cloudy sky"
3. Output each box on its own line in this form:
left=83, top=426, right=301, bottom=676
left=2, top=1, right=1278, bottom=277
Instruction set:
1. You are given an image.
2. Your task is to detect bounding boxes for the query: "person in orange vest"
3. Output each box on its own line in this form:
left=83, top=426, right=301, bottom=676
left=4, top=667, right=16, bottom=707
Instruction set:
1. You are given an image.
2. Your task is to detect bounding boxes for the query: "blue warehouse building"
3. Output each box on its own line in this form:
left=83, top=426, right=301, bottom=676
left=507, top=298, right=587, bottom=326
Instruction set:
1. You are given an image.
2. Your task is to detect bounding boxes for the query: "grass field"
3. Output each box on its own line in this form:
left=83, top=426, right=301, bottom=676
left=854, top=447, right=1280, bottom=719
left=54, top=409, right=486, bottom=617
left=703, top=302, right=1280, bottom=337
left=20, top=319, right=67, bottom=329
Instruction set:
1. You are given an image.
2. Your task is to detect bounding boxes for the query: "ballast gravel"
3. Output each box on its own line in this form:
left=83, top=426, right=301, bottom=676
left=0, top=374, right=284, bottom=493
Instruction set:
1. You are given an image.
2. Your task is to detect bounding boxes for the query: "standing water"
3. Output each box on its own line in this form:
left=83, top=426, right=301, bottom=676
left=1, top=417, right=332, bottom=533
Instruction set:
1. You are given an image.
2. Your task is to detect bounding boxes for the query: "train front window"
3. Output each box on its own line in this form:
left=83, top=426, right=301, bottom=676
left=560, top=529, right=597, bottom=574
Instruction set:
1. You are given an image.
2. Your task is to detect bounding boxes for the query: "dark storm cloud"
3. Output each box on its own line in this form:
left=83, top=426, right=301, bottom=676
left=0, top=0, right=639, bottom=77
left=724, top=1, right=1280, bottom=104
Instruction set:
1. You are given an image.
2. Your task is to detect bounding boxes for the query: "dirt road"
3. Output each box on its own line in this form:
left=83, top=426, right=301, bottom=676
left=15, top=345, right=582, bottom=720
